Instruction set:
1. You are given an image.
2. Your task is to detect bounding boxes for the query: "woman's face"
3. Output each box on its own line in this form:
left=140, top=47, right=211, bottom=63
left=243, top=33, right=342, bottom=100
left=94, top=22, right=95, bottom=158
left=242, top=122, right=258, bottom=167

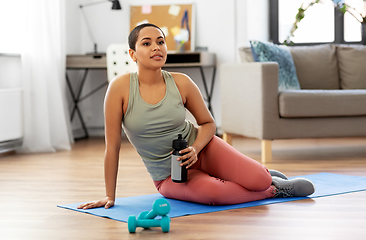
left=130, top=26, right=167, bottom=69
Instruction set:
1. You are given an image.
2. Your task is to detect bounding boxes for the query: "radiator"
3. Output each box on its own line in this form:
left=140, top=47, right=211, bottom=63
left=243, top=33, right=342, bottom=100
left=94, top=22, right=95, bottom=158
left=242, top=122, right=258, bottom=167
left=0, top=88, right=23, bottom=153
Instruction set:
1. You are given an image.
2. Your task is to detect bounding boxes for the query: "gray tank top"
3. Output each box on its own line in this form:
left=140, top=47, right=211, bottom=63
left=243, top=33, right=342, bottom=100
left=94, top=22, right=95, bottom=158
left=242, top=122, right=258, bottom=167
left=123, top=70, right=197, bottom=181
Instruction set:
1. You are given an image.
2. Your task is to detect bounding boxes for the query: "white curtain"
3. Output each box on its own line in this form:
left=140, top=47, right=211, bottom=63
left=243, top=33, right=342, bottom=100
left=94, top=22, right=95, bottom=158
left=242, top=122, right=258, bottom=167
left=19, top=0, right=73, bottom=153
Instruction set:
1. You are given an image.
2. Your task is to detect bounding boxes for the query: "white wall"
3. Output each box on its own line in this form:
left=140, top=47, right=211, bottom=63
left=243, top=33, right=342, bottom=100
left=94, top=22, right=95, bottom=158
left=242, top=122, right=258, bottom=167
left=235, top=0, right=269, bottom=61
left=65, top=0, right=269, bottom=136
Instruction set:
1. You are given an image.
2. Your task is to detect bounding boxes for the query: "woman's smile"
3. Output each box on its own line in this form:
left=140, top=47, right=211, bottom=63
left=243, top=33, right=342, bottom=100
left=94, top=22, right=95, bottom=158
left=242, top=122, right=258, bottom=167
left=151, top=53, right=163, bottom=60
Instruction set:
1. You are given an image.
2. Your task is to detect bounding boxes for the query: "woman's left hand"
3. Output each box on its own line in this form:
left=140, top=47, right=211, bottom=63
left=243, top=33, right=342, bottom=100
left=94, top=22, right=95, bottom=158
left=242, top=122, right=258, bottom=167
left=177, top=146, right=198, bottom=169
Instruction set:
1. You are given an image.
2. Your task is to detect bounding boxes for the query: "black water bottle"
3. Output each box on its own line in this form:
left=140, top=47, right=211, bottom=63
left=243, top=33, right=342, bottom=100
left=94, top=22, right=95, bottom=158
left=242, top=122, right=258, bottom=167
left=171, top=134, right=188, bottom=183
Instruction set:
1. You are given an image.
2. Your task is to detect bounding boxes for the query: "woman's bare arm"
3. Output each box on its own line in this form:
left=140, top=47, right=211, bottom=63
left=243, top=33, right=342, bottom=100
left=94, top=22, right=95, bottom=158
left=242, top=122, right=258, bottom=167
left=172, top=73, right=216, bottom=168
left=78, top=75, right=128, bottom=209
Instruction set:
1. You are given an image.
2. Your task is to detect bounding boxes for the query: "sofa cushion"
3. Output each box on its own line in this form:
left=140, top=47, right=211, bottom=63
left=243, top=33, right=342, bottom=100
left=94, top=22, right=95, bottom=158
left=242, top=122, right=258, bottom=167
left=250, top=40, right=300, bottom=91
left=289, top=44, right=340, bottom=89
left=337, top=45, right=366, bottom=89
left=279, top=90, right=366, bottom=118
left=238, top=46, right=254, bottom=62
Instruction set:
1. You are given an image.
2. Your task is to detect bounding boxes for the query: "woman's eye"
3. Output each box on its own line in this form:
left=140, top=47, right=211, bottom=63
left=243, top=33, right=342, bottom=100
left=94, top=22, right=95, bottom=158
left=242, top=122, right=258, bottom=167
left=143, top=42, right=150, bottom=46
left=158, top=41, right=165, bottom=45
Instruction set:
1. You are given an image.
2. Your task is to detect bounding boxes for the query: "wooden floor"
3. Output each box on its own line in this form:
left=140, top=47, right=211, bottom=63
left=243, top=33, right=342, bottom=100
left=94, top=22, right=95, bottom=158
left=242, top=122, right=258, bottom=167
left=1, top=136, right=366, bottom=240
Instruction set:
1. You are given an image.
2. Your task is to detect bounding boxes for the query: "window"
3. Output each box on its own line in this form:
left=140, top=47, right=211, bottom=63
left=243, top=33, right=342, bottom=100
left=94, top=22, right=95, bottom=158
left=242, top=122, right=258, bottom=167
left=270, top=0, right=364, bottom=45
left=344, top=0, right=364, bottom=41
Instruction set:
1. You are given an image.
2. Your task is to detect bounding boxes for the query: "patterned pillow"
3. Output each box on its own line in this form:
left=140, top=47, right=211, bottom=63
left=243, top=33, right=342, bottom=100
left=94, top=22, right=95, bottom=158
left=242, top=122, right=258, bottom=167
left=250, top=40, right=301, bottom=91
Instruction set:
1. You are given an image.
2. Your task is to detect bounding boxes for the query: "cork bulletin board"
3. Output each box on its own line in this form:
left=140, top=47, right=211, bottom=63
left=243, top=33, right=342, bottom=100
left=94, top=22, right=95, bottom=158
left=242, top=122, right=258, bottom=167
left=129, top=4, right=195, bottom=51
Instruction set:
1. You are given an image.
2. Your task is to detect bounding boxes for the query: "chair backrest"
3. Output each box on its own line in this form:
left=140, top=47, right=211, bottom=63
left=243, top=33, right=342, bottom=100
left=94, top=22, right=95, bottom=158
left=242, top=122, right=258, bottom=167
left=106, top=43, right=137, bottom=82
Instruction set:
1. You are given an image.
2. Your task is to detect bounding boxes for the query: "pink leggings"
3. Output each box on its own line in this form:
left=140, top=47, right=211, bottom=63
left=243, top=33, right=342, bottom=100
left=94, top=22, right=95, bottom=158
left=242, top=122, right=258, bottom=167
left=154, top=136, right=275, bottom=205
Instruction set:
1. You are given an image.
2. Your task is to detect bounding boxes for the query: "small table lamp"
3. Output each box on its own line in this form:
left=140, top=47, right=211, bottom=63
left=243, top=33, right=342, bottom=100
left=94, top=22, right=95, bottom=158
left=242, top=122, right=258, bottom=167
left=80, top=0, right=122, bottom=54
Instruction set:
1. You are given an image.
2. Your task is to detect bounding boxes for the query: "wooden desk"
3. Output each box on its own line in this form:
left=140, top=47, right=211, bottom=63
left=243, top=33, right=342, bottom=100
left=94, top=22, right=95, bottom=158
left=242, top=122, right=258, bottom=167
left=66, top=54, right=108, bottom=140
left=66, top=52, right=216, bottom=139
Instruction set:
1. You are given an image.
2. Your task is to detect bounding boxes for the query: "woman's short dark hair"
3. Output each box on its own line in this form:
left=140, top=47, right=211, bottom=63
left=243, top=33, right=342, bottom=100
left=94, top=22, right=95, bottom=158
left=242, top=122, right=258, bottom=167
left=128, top=23, right=166, bottom=51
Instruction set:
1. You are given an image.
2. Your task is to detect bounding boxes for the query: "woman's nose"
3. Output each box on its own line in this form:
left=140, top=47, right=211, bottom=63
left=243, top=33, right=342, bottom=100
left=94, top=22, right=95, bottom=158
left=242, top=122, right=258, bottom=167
left=152, top=43, right=160, bottom=51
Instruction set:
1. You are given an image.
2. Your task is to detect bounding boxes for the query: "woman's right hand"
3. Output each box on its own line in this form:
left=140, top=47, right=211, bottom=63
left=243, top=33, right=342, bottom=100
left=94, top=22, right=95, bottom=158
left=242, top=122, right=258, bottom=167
left=77, top=196, right=115, bottom=210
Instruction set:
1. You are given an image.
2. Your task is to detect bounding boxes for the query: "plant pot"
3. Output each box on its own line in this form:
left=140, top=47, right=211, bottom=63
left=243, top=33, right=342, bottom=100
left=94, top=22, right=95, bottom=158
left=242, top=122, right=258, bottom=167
left=362, top=23, right=366, bottom=45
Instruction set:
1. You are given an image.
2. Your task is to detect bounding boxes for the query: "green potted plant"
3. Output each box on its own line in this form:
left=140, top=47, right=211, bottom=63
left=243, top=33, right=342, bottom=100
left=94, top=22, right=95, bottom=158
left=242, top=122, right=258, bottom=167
left=284, top=0, right=366, bottom=45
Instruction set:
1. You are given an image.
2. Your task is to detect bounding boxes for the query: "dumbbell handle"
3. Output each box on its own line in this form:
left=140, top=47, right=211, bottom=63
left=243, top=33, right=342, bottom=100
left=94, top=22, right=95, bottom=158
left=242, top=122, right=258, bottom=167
left=145, top=210, right=159, bottom=219
left=137, top=219, right=163, bottom=228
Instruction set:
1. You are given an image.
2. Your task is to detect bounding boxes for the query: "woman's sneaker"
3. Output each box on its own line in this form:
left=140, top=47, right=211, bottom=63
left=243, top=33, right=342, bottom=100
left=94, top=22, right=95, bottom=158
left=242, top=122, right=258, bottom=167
left=269, top=169, right=288, bottom=180
left=272, top=176, right=315, bottom=198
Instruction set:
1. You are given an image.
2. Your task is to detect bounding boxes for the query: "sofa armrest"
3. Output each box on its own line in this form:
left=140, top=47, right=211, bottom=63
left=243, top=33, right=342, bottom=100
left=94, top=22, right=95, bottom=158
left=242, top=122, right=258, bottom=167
left=220, top=62, right=280, bottom=140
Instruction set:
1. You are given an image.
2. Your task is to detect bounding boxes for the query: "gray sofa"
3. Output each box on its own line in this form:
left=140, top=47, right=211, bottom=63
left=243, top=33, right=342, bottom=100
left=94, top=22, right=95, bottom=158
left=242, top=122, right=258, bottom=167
left=220, top=44, right=366, bottom=163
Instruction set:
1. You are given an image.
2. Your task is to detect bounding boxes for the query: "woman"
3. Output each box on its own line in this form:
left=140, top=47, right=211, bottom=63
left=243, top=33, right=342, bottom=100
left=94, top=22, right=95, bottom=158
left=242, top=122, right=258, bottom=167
left=78, top=23, right=314, bottom=210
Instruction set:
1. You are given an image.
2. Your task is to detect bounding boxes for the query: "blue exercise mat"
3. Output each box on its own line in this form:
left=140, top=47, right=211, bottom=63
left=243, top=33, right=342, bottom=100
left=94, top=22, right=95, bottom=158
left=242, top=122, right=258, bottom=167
left=57, top=173, right=366, bottom=222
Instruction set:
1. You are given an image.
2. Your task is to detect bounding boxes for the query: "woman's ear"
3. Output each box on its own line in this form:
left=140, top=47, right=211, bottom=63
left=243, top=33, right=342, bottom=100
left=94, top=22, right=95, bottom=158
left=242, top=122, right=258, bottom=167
left=129, top=49, right=137, bottom=62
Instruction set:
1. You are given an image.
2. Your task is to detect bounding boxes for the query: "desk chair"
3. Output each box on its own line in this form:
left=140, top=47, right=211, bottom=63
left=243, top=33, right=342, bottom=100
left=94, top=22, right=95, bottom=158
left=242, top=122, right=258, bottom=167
left=106, top=43, right=137, bottom=82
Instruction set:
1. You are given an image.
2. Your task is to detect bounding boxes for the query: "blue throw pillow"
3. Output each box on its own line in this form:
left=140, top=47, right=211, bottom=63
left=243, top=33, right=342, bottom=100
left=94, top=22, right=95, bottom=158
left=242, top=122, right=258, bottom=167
left=250, top=40, right=301, bottom=91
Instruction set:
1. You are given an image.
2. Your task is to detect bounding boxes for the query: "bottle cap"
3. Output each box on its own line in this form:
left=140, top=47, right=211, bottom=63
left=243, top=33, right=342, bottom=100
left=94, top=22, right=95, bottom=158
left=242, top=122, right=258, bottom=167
left=172, top=134, right=188, bottom=150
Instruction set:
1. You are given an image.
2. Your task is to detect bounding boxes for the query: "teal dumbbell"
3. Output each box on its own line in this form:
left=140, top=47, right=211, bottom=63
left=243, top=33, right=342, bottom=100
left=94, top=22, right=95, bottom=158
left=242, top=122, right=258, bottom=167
left=138, top=198, right=170, bottom=220
left=128, top=199, right=171, bottom=233
left=128, top=215, right=170, bottom=233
